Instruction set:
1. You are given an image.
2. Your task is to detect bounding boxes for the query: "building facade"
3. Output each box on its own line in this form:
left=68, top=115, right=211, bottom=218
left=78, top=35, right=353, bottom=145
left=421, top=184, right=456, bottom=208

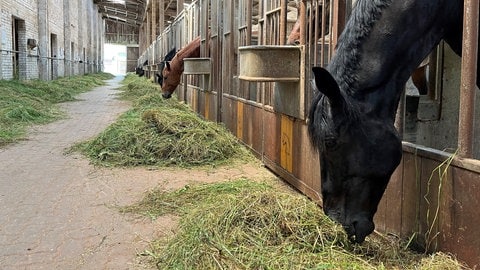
left=0, top=0, right=104, bottom=80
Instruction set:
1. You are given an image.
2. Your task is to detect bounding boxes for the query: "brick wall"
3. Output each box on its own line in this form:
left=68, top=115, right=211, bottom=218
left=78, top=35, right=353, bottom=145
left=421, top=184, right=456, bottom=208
left=0, top=0, right=103, bottom=80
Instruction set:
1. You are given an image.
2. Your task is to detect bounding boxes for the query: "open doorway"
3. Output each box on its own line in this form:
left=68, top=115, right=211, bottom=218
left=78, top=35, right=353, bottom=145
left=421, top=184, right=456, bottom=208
left=12, top=17, right=26, bottom=79
left=103, top=43, right=127, bottom=75
left=50, top=34, right=58, bottom=79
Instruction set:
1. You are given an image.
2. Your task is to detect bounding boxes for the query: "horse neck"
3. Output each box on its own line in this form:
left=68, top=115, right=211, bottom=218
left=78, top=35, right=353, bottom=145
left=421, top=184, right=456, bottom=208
left=329, top=0, right=461, bottom=121
left=167, top=37, right=201, bottom=73
left=176, top=37, right=201, bottom=62
left=287, top=20, right=301, bottom=44
left=164, top=48, right=176, bottom=61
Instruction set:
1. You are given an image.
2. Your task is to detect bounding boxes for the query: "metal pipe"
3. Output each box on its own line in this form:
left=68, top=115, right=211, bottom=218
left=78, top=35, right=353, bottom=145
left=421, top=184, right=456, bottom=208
left=246, top=0, right=252, bottom=44
left=458, top=0, right=479, bottom=158
left=280, top=0, right=287, bottom=44
left=299, top=0, right=306, bottom=45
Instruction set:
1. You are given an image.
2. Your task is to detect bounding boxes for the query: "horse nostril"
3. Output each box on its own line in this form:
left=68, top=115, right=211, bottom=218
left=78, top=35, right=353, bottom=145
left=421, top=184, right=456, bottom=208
left=162, top=93, right=172, bottom=99
left=350, top=219, right=375, bottom=244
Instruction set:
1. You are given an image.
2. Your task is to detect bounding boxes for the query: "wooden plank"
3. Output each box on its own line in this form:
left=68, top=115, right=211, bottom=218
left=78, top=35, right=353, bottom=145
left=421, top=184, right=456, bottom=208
left=419, top=158, right=443, bottom=252
left=280, top=115, right=294, bottom=173
left=292, top=122, right=321, bottom=199
left=204, top=91, right=210, bottom=119
left=250, top=105, right=264, bottom=154
left=384, top=157, right=404, bottom=235
left=401, top=152, right=421, bottom=239
left=243, top=102, right=253, bottom=148
left=237, top=101, right=244, bottom=140
left=263, top=110, right=280, bottom=164
left=221, top=96, right=236, bottom=134
left=436, top=160, right=455, bottom=255
left=446, top=167, right=480, bottom=268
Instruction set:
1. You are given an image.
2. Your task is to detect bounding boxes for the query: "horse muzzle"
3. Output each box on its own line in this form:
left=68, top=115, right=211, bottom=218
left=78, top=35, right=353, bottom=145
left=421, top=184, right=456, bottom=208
left=324, top=199, right=375, bottom=243
left=345, top=217, right=375, bottom=244
left=162, top=92, right=172, bottom=99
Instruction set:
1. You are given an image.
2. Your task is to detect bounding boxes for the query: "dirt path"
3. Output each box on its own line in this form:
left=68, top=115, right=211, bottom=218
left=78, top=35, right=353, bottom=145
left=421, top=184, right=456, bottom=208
left=0, top=76, right=276, bottom=269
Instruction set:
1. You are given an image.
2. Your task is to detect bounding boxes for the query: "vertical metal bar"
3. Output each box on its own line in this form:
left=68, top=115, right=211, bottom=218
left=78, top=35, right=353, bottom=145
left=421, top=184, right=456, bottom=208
left=247, top=0, right=252, bottom=44
left=314, top=0, right=319, bottom=65
left=331, top=0, right=346, bottom=57
left=280, top=0, right=287, bottom=44
left=159, top=0, right=165, bottom=38
left=152, top=0, right=157, bottom=46
left=320, top=0, right=326, bottom=67
left=299, top=0, right=306, bottom=45
left=458, top=0, right=478, bottom=158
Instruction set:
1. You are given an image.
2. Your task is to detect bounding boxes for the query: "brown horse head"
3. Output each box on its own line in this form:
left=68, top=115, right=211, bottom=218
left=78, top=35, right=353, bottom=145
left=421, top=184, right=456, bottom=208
left=286, top=3, right=330, bottom=45
left=161, top=37, right=201, bottom=99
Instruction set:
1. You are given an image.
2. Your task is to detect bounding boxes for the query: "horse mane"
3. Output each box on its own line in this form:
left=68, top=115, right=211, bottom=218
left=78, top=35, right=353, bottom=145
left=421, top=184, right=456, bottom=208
left=308, top=93, right=333, bottom=150
left=308, top=0, right=391, bottom=150
left=328, top=0, right=392, bottom=96
left=308, top=87, right=360, bottom=151
left=170, top=36, right=201, bottom=70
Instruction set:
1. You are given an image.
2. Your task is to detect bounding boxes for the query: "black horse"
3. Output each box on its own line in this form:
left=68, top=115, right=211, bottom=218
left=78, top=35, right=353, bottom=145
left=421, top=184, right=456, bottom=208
left=308, top=0, right=479, bottom=243
left=135, top=60, right=148, bottom=77
left=155, top=47, right=176, bottom=86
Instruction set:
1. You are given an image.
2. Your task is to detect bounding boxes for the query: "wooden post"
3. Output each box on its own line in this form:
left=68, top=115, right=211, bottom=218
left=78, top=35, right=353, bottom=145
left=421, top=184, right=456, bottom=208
left=152, top=0, right=157, bottom=43
left=458, top=0, right=479, bottom=157
left=146, top=9, right=151, bottom=47
left=177, top=0, right=184, bottom=15
left=159, top=0, right=165, bottom=36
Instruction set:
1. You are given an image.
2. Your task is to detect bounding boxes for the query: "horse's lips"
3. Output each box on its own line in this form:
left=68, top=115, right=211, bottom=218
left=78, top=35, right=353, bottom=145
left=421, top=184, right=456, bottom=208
left=162, top=93, right=172, bottom=99
left=345, top=218, right=375, bottom=244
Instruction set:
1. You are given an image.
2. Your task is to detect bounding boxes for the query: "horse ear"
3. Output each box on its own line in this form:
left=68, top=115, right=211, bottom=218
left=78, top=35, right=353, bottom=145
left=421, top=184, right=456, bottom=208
left=165, top=61, right=171, bottom=71
left=312, top=67, right=344, bottom=107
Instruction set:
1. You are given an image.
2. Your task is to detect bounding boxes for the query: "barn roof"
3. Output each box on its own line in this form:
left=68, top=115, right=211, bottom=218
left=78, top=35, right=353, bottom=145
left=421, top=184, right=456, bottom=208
left=94, top=0, right=190, bottom=27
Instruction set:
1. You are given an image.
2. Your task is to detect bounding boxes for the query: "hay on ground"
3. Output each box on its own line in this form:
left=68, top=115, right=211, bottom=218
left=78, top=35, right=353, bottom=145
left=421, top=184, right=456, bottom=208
left=74, top=74, right=252, bottom=167
left=125, top=179, right=467, bottom=270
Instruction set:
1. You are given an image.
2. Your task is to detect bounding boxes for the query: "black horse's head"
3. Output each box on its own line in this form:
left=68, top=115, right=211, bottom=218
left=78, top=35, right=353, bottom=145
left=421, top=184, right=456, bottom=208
left=156, top=48, right=177, bottom=87
left=156, top=63, right=166, bottom=85
left=308, top=67, right=402, bottom=243
left=135, top=66, right=145, bottom=77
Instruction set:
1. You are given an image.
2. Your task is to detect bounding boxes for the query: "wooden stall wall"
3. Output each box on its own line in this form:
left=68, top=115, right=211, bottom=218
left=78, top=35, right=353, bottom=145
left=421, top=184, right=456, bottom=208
left=377, top=144, right=480, bottom=267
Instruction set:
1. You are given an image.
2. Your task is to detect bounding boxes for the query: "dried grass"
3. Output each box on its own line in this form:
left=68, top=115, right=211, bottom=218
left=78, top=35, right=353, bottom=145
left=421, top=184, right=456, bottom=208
left=0, top=72, right=113, bottom=146
left=73, top=74, right=253, bottom=167
left=125, top=179, right=467, bottom=270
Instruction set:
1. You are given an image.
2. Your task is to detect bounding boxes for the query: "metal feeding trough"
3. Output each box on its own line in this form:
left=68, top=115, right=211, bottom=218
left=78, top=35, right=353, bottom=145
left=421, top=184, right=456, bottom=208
left=183, top=58, right=211, bottom=90
left=238, top=45, right=305, bottom=120
left=238, top=45, right=300, bottom=82
left=183, top=58, right=211, bottom=75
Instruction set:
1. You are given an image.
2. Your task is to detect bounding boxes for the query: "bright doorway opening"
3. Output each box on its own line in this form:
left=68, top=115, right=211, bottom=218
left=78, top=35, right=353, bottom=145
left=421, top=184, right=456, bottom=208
left=103, top=43, right=127, bottom=75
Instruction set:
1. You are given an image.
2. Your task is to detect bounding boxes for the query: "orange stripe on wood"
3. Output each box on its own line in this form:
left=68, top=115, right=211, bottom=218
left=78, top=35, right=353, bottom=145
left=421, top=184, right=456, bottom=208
left=280, top=115, right=293, bottom=172
left=205, top=92, right=210, bottom=119
left=237, top=101, right=244, bottom=140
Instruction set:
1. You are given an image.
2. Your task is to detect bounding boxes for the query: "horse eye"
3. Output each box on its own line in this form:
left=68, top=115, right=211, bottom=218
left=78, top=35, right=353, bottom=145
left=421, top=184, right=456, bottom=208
left=324, top=138, right=338, bottom=149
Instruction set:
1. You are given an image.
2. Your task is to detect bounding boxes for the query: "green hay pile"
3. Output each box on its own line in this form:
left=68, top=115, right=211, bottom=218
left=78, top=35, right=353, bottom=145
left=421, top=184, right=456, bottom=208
left=74, top=74, right=252, bottom=167
left=125, top=179, right=467, bottom=270
left=0, top=72, right=113, bottom=146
